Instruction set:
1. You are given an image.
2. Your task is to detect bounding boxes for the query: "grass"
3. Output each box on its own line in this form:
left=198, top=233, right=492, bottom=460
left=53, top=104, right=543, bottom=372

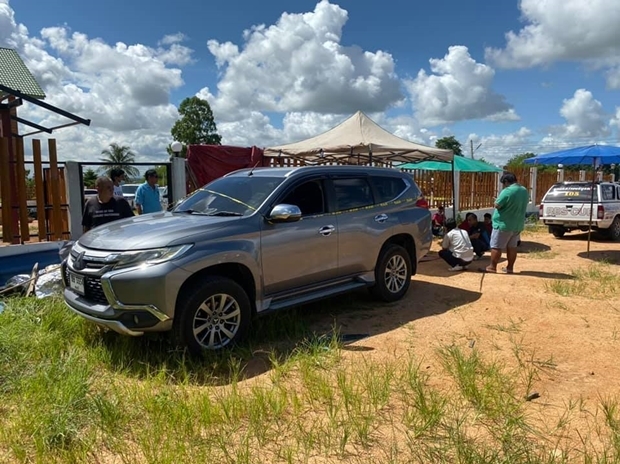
left=1, top=297, right=620, bottom=463
left=547, top=263, right=619, bottom=298
left=526, top=249, right=559, bottom=259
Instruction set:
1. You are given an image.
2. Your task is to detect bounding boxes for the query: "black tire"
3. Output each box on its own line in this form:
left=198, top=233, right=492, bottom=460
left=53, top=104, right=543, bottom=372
left=370, top=244, right=412, bottom=303
left=550, top=226, right=566, bottom=238
left=173, top=276, right=251, bottom=354
left=608, top=217, right=620, bottom=241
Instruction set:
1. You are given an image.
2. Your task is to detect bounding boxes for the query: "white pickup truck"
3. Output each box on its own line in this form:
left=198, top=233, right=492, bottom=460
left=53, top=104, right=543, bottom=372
left=539, top=181, right=620, bottom=240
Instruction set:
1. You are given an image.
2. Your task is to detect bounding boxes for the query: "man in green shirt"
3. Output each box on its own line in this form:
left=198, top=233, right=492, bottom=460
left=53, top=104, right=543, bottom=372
left=483, top=172, right=529, bottom=274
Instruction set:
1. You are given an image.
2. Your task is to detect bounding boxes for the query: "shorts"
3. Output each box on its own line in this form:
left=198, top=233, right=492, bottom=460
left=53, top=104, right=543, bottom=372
left=490, top=229, right=521, bottom=250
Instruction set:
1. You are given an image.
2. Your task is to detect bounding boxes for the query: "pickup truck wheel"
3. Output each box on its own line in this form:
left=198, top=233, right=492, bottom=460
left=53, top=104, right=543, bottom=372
left=174, top=277, right=251, bottom=354
left=608, top=217, right=620, bottom=241
left=550, top=226, right=566, bottom=238
left=370, top=244, right=412, bottom=302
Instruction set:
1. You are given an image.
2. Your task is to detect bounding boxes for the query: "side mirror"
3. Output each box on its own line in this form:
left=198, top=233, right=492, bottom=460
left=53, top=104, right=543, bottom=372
left=268, top=204, right=302, bottom=223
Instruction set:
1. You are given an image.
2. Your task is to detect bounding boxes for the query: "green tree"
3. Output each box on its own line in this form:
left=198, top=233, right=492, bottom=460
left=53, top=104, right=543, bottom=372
left=505, top=152, right=535, bottom=169
left=83, top=168, right=98, bottom=188
left=170, top=96, right=222, bottom=157
left=155, top=165, right=168, bottom=185
left=435, top=136, right=463, bottom=156
left=505, top=152, right=557, bottom=173
left=99, top=143, right=139, bottom=177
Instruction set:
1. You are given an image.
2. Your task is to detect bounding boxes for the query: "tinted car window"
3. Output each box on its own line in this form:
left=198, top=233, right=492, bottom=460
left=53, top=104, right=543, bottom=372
left=543, top=184, right=598, bottom=203
left=602, top=185, right=615, bottom=201
left=371, top=176, right=407, bottom=203
left=333, top=178, right=374, bottom=212
left=280, top=180, right=326, bottom=216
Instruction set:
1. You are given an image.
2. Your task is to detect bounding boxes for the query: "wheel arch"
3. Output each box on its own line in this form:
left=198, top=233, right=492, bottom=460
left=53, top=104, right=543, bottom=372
left=380, top=233, right=417, bottom=275
left=175, top=263, right=257, bottom=315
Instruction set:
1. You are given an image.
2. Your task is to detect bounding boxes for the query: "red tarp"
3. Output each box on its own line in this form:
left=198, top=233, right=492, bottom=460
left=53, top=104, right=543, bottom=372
left=186, top=145, right=267, bottom=190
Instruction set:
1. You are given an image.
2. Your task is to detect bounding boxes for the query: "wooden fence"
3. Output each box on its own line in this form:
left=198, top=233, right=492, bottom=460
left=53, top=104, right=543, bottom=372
left=0, top=137, right=69, bottom=244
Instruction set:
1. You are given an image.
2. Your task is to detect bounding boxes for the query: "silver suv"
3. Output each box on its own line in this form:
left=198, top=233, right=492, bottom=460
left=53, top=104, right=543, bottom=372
left=62, top=166, right=432, bottom=352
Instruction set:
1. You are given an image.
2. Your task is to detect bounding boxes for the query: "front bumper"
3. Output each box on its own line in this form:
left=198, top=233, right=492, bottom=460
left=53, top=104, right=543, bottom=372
left=62, top=248, right=190, bottom=336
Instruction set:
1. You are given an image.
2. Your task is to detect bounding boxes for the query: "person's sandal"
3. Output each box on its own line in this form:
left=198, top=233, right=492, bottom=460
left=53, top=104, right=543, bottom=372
left=500, top=267, right=514, bottom=274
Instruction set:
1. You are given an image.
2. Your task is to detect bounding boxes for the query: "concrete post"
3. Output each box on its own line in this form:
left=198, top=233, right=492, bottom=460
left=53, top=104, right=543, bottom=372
left=171, top=157, right=187, bottom=204
left=496, top=172, right=503, bottom=196
left=65, top=161, right=83, bottom=241
left=579, top=170, right=586, bottom=181
left=557, top=168, right=565, bottom=182
left=529, top=167, right=537, bottom=205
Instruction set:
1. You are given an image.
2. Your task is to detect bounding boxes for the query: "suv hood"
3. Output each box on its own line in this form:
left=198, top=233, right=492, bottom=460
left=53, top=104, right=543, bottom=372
left=78, top=212, right=236, bottom=251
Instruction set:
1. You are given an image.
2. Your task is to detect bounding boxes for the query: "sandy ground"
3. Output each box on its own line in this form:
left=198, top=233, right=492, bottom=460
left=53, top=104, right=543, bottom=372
left=264, top=228, right=620, bottom=442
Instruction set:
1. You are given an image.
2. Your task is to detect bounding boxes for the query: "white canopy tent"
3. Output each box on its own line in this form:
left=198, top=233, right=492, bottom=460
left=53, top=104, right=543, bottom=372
left=264, top=111, right=453, bottom=164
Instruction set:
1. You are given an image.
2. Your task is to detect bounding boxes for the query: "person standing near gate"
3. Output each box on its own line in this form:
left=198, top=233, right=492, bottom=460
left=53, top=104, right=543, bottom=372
left=135, top=169, right=163, bottom=215
left=110, top=168, right=125, bottom=197
left=82, top=177, right=134, bottom=232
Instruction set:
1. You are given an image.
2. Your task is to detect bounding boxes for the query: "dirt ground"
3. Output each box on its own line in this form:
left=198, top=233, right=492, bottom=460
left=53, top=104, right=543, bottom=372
left=277, top=228, right=620, bottom=442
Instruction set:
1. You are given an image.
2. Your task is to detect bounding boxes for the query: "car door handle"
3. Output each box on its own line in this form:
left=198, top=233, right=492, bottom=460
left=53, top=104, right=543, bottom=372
left=374, top=214, right=388, bottom=223
left=319, top=225, right=335, bottom=236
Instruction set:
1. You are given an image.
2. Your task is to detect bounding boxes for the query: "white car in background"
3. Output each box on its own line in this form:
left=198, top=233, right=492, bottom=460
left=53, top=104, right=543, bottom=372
left=121, top=183, right=141, bottom=209
left=159, top=186, right=168, bottom=210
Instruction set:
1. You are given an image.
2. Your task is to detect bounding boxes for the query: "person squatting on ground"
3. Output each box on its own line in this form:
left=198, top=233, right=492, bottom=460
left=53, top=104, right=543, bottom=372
left=482, top=172, right=529, bottom=274
left=82, top=176, right=134, bottom=232
left=466, top=212, right=491, bottom=259
left=432, top=205, right=446, bottom=237
left=438, top=218, right=475, bottom=272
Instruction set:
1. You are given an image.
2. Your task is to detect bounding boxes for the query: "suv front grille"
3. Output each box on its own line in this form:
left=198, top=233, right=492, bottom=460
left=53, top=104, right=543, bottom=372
left=85, top=277, right=108, bottom=305
left=64, top=267, right=109, bottom=306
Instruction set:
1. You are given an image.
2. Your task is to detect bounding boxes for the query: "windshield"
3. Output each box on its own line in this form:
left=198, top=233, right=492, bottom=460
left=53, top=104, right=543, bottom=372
left=543, top=184, right=598, bottom=203
left=122, top=185, right=139, bottom=195
left=174, top=175, right=284, bottom=216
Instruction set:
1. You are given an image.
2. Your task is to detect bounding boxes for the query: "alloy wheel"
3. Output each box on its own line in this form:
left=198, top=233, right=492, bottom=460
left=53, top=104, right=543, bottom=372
left=192, top=293, right=242, bottom=349
left=384, top=255, right=408, bottom=293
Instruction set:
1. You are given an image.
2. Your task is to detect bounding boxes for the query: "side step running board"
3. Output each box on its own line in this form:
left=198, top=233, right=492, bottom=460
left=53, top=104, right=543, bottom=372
left=267, top=281, right=369, bottom=312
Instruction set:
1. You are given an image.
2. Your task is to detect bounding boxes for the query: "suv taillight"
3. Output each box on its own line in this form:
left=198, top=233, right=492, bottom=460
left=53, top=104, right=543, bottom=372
left=415, top=198, right=429, bottom=208
left=597, top=205, right=605, bottom=220
left=539, top=203, right=544, bottom=217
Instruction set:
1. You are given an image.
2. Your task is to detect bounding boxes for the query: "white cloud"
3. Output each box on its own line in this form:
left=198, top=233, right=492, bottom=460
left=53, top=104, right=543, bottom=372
left=610, top=107, right=620, bottom=130
left=485, top=0, right=620, bottom=88
left=468, top=127, right=533, bottom=165
left=405, top=46, right=518, bottom=126
left=204, top=0, right=402, bottom=121
left=0, top=0, right=192, bottom=161
left=552, top=89, right=610, bottom=139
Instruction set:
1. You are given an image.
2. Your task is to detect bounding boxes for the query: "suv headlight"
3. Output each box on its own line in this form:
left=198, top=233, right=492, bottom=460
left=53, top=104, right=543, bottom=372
left=109, top=244, right=193, bottom=269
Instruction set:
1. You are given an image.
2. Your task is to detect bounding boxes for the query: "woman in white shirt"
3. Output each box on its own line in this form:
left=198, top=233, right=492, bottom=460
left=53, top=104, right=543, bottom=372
left=439, top=218, right=475, bottom=271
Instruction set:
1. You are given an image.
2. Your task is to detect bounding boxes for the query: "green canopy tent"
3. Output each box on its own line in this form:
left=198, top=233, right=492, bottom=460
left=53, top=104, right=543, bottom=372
left=400, top=157, right=503, bottom=216
left=400, top=156, right=502, bottom=173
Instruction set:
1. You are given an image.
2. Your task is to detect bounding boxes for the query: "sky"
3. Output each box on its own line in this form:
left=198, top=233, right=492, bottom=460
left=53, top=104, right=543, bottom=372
left=3, top=0, right=620, bottom=166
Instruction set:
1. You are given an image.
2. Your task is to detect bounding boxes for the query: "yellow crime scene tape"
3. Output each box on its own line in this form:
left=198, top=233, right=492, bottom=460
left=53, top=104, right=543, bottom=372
left=197, top=188, right=418, bottom=218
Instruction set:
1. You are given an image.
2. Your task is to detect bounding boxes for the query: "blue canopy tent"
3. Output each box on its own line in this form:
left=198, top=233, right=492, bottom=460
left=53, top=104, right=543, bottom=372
left=524, top=144, right=620, bottom=255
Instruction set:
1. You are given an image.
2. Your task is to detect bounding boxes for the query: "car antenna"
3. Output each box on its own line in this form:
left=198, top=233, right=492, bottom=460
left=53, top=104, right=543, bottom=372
left=247, top=159, right=261, bottom=177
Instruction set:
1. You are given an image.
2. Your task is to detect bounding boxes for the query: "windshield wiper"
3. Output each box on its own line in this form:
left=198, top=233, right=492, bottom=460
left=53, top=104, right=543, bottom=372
left=172, top=209, right=196, bottom=214
left=206, top=211, right=243, bottom=217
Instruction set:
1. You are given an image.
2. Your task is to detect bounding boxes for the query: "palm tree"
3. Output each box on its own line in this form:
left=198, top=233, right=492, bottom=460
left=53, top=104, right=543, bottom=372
left=99, top=143, right=139, bottom=177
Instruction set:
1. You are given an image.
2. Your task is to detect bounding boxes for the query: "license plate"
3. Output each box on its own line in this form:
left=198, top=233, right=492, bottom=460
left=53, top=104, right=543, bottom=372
left=68, top=272, right=85, bottom=295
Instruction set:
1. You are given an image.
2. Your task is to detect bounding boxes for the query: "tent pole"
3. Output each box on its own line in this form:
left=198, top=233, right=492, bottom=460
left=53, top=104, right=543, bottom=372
left=587, top=159, right=596, bottom=258
left=451, top=157, right=457, bottom=220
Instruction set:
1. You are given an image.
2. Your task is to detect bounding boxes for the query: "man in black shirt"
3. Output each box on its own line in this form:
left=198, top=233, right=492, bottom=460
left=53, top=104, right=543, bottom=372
left=82, top=176, right=134, bottom=232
